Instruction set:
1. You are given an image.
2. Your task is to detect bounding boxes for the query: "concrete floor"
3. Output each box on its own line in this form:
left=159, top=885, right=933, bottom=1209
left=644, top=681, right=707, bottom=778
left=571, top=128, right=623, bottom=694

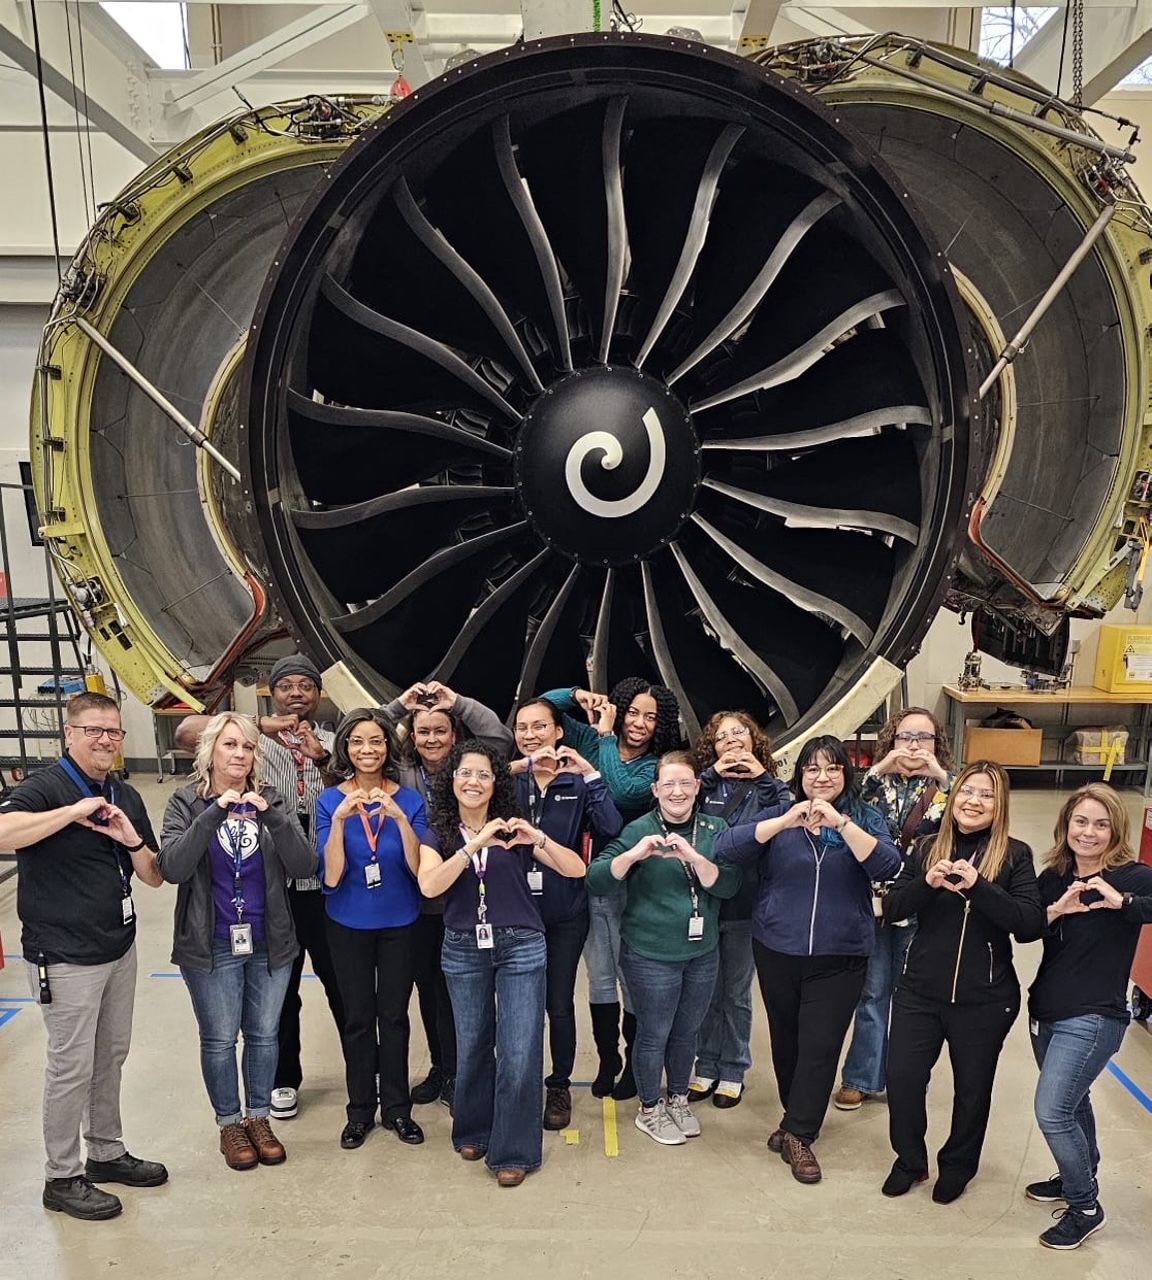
left=1, top=779, right=1150, bottom=1280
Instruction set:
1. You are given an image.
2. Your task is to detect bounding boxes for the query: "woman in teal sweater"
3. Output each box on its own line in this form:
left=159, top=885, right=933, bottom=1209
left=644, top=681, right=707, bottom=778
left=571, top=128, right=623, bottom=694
left=587, top=751, right=740, bottom=1148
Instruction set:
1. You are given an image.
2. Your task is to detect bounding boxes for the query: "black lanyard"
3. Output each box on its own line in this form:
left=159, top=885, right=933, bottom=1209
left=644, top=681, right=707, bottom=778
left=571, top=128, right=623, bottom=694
left=659, top=814, right=701, bottom=916
left=59, top=756, right=129, bottom=899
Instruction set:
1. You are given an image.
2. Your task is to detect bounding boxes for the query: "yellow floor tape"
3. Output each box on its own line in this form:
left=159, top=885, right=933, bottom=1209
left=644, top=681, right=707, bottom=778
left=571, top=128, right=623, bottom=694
left=603, top=1096, right=619, bottom=1157
left=562, top=1128, right=579, bottom=1145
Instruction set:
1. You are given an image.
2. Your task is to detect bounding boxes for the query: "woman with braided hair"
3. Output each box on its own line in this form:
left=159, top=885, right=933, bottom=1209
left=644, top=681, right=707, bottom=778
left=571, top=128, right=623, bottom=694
left=541, top=678, right=683, bottom=1099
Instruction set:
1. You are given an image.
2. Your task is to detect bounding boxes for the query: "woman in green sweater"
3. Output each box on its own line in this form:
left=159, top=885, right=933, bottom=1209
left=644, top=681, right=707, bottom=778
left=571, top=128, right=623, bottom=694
left=586, top=752, right=740, bottom=1147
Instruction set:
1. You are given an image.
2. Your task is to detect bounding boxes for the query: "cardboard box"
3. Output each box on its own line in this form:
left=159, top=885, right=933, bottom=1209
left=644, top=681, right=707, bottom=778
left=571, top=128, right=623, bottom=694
left=963, top=726, right=1042, bottom=766
left=1094, top=624, right=1152, bottom=693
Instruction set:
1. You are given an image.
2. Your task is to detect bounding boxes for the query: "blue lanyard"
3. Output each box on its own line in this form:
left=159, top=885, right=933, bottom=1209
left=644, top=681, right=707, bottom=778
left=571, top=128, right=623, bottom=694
left=218, top=813, right=251, bottom=922
left=58, top=756, right=128, bottom=897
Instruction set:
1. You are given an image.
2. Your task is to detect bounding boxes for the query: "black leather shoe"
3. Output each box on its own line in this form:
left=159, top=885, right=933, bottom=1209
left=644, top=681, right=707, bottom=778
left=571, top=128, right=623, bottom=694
left=85, top=1152, right=168, bottom=1188
left=712, top=1084, right=745, bottom=1109
left=385, top=1115, right=425, bottom=1145
left=440, top=1076, right=456, bottom=1113
left=411, top=1066, right=444, bottom=1106
left=340, top=1120, right=374, bottom=1150
left=882, top=1162, right=929, bottom=1198
left=933, top=1175, right=970, bottom=1204
left=43, top=1176, right=122, bottom=1220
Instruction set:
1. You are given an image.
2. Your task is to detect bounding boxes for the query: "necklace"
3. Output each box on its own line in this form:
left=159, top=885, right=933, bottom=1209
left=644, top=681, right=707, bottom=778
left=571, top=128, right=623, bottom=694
left=460, top=820, right=484, bottom=836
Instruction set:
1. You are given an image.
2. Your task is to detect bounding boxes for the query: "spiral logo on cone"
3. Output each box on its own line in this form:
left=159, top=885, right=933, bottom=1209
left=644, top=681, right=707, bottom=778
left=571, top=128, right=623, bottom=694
left=515, top=367, right=700, bottom=566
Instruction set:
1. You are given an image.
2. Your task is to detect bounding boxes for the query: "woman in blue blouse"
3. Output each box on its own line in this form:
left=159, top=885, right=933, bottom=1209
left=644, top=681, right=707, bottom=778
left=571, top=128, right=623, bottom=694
left=315, top=709, right=427, bottom=1151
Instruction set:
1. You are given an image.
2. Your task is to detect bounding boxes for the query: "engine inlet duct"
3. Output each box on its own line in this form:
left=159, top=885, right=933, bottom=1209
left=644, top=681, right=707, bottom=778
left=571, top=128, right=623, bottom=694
left=245, top=33, right=979, bottom=743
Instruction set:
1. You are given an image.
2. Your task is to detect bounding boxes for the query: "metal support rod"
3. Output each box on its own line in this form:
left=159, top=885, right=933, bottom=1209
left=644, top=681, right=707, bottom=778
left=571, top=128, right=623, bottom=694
left=73, top=316, right=242, bottom=482
left=855, top=55, right=1137, bottom=166
left=979, top=204, right=1117, bottom=401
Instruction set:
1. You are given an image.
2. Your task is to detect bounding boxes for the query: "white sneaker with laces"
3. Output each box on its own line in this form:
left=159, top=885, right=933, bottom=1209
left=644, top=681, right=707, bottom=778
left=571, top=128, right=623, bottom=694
left=270, top=1087, right=298, bottom=1120
left=634, top=1099, right=687, bottom=1146
left=667, top=1093, right=702, bottom=1137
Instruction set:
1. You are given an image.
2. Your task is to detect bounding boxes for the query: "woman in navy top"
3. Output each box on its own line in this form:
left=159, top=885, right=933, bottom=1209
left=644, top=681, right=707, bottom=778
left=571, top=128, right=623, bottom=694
left=418, top=739, right=585, bottom=1187
left=510, top=698, right=623, bottom=1131
left=315, top=709, right=427, bottom=1151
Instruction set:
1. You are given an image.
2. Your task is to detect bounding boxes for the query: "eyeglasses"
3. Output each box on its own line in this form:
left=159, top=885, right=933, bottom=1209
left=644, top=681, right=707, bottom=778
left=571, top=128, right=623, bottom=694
left=274, top=680, right=316, bottom=694
left=70, top=725, right=127, bottom=742
left=453, top=768, right=494, bottom=783
left=714, top=727, right=749, bottom=743
left=957, top=785, right=995, bottom=801
left=802, top=763, right=843, bottom=777
left=656, top=779, right=697, bottom=793
left=515, top=722, right=554, bottom=736
left=895, top=731, right=936, bottom=744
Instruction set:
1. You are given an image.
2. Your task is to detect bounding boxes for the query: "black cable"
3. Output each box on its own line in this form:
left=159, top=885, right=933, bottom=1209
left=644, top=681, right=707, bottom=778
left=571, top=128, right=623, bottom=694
left=74, top=1, right=99, bottom=222
left=1056, top=0, right=1072, bottom=97
left=62, top=2, right=92, bottom=225
left=28, top=0, right=64, bottom=283
left=1008, top=0, right=1018, bottom=68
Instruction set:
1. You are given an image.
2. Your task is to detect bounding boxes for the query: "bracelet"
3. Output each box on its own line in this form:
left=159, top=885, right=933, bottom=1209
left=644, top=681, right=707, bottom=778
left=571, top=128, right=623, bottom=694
left=123, top=838, right=147, bottom=853
left=536, top=830, right=547, bottom=849
left=839, top=818, right=851, bottom=833
left=457, top=846, right=473, bottom=863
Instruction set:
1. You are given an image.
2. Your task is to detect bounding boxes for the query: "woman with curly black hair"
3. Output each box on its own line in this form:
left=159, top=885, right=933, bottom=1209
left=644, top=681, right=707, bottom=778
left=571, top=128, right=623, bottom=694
left=716, top=734, right=900, bottom=1185
left=688, top=712, right=790, bottom=1109
left=417, top=740, right=585, bottom=1187
left=541, top=678, right=683, bottom=1099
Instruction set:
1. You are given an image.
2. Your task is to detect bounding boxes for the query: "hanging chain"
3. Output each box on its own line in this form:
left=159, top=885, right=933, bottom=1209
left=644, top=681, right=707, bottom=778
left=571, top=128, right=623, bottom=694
left=1072, top=0, right=1085, bottom=107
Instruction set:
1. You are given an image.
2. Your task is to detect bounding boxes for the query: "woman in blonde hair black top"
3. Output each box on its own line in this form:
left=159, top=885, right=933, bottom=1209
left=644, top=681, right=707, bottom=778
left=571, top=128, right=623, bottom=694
left=881, top=760, right=1044, bottom=1204
left=1025, top=782, right=1152, bottom=1250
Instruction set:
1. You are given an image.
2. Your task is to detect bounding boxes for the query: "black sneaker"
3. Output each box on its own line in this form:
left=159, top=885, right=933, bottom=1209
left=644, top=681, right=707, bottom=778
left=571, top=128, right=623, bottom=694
left=1025, top=1174, right=1065, bottom=1203
left=43, top=1176, right=123, bottom=1220
left=85, top=1152, right=168, bottom=1188
left=440, top=1075, right=455, bottom=1113
left=411, top=1066, right=444, bottom=1106
left=1039, top=1203, right=1106, bottom=1250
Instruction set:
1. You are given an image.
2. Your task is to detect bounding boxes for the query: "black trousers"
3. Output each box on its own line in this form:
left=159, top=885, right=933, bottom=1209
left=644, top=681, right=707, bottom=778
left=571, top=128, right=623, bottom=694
left=274, top=885, right=346, bottom=1090
left=326, top=917, right=416, bottom=1124
left=887, top=985, right=1021, bottom=1184
left=544, top=908, right=590, bottom=1088
left=753, top=942, right=867, bottom=1144
left=412, top=911, right=456, bottom=1076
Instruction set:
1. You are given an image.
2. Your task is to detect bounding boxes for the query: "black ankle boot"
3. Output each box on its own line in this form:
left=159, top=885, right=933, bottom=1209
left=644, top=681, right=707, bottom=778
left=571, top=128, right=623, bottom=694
left=612, top=1010, right=638, bottom=1101
left=589, top=1001, right=622, bottom=1098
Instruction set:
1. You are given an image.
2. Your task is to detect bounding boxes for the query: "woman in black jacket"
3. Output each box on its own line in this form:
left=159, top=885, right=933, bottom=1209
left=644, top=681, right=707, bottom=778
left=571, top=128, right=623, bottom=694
left=881, top=759, right=1044, bottom=1204
left=158, top=714, right=317, bottom=1172
left=1026, top=782, right=1152, bottom=1250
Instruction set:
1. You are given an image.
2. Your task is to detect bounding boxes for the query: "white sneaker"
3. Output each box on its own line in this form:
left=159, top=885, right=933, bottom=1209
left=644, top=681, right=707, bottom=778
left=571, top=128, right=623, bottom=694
left=270, top=1087, right=298, bottom=1120
left=667, top=1093, right=702, bottom=1137
left=634, top=1099, right=687, bottom=1146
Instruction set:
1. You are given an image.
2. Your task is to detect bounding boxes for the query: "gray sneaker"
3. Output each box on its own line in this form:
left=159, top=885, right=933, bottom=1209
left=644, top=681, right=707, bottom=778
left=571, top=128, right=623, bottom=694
left=667, top=1093, right=702, bottom=1137
left=634, top=1099, right=687, bottom=1146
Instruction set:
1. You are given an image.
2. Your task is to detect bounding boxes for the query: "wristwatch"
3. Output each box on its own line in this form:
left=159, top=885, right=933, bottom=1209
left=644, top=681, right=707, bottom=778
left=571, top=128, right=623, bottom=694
left=1122, top=891, right=1135, bottom=911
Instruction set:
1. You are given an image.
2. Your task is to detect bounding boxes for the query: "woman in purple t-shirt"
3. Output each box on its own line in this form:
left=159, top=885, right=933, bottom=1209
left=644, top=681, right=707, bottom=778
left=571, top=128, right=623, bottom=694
left=158, top=714, right=317, bottom=1173
left=418, top=739, right=585, bottom=1187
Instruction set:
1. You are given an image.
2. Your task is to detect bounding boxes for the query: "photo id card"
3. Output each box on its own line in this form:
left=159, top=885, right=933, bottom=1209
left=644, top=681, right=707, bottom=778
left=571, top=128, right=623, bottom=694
left=687, top=915, right=705, bottom=940
left=476, top=922, right=494, bottom=949
left=365, top=862, right=382, bottom=889
left=229, top=923, right=254, bottom=956
left=121, top=896, right=135, bottom=925
left=527, top=869, right=544, bottom=895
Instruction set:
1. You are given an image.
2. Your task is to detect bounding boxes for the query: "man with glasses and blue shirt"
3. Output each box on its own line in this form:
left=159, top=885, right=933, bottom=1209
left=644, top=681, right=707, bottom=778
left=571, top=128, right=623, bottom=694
left=0, top=692, right=166, bottom=1221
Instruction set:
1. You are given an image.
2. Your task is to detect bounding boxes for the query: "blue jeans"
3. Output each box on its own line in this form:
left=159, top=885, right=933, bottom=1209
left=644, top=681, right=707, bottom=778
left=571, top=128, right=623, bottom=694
left=841, top=920, right=915, bottom=1095
left=583, top=887, right=631, bottom=1010
left=442, top=926, right=546, bottom=1172
left=1031, top=1013, right=1127, bottom=1210
left=182, top=940, right=292, bottom=1124
left=693, top=919, right=754, bottom=1084
left=620, top=942, right=720, bottom=1106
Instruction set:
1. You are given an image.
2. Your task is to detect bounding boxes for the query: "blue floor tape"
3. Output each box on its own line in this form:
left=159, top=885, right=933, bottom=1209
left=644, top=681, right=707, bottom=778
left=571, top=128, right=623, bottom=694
left=1106, top=1059, right=1152, bottom=1114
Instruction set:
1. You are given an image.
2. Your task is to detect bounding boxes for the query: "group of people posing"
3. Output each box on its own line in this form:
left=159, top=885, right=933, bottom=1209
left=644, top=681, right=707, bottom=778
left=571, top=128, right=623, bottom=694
left=4, top=667, right=1151, bottom=1253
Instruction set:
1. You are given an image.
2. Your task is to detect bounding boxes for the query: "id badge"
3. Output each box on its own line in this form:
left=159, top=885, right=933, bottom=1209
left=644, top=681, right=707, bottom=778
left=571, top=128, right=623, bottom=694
left=230, top=923, right=254, bottom=956
left=475, top=923, right=494, bottom=949
left=1029, top=1018, right=1039, bottom=1037
left=527, top=869, right=544, bottom=895
left=365, top=862, right=382, bottom=889
left=687, top=915, right=705, bottom=940
left=121, top=896, right=135, bottom=925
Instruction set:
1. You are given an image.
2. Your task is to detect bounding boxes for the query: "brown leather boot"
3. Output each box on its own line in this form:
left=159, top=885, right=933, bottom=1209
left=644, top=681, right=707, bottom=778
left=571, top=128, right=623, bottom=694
left=244, top=1116, right=287, bottom=1166
left=544, top=1087, right=572, bottom=1131
left=780, top=1133, right=822, bottom=1184
left=219, top=1122, right=259, bottom=1171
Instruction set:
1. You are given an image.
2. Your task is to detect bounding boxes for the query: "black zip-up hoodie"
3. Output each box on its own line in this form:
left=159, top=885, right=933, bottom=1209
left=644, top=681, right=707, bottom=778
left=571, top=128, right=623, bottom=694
left=884, top=827, right=1045, bottom=1004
